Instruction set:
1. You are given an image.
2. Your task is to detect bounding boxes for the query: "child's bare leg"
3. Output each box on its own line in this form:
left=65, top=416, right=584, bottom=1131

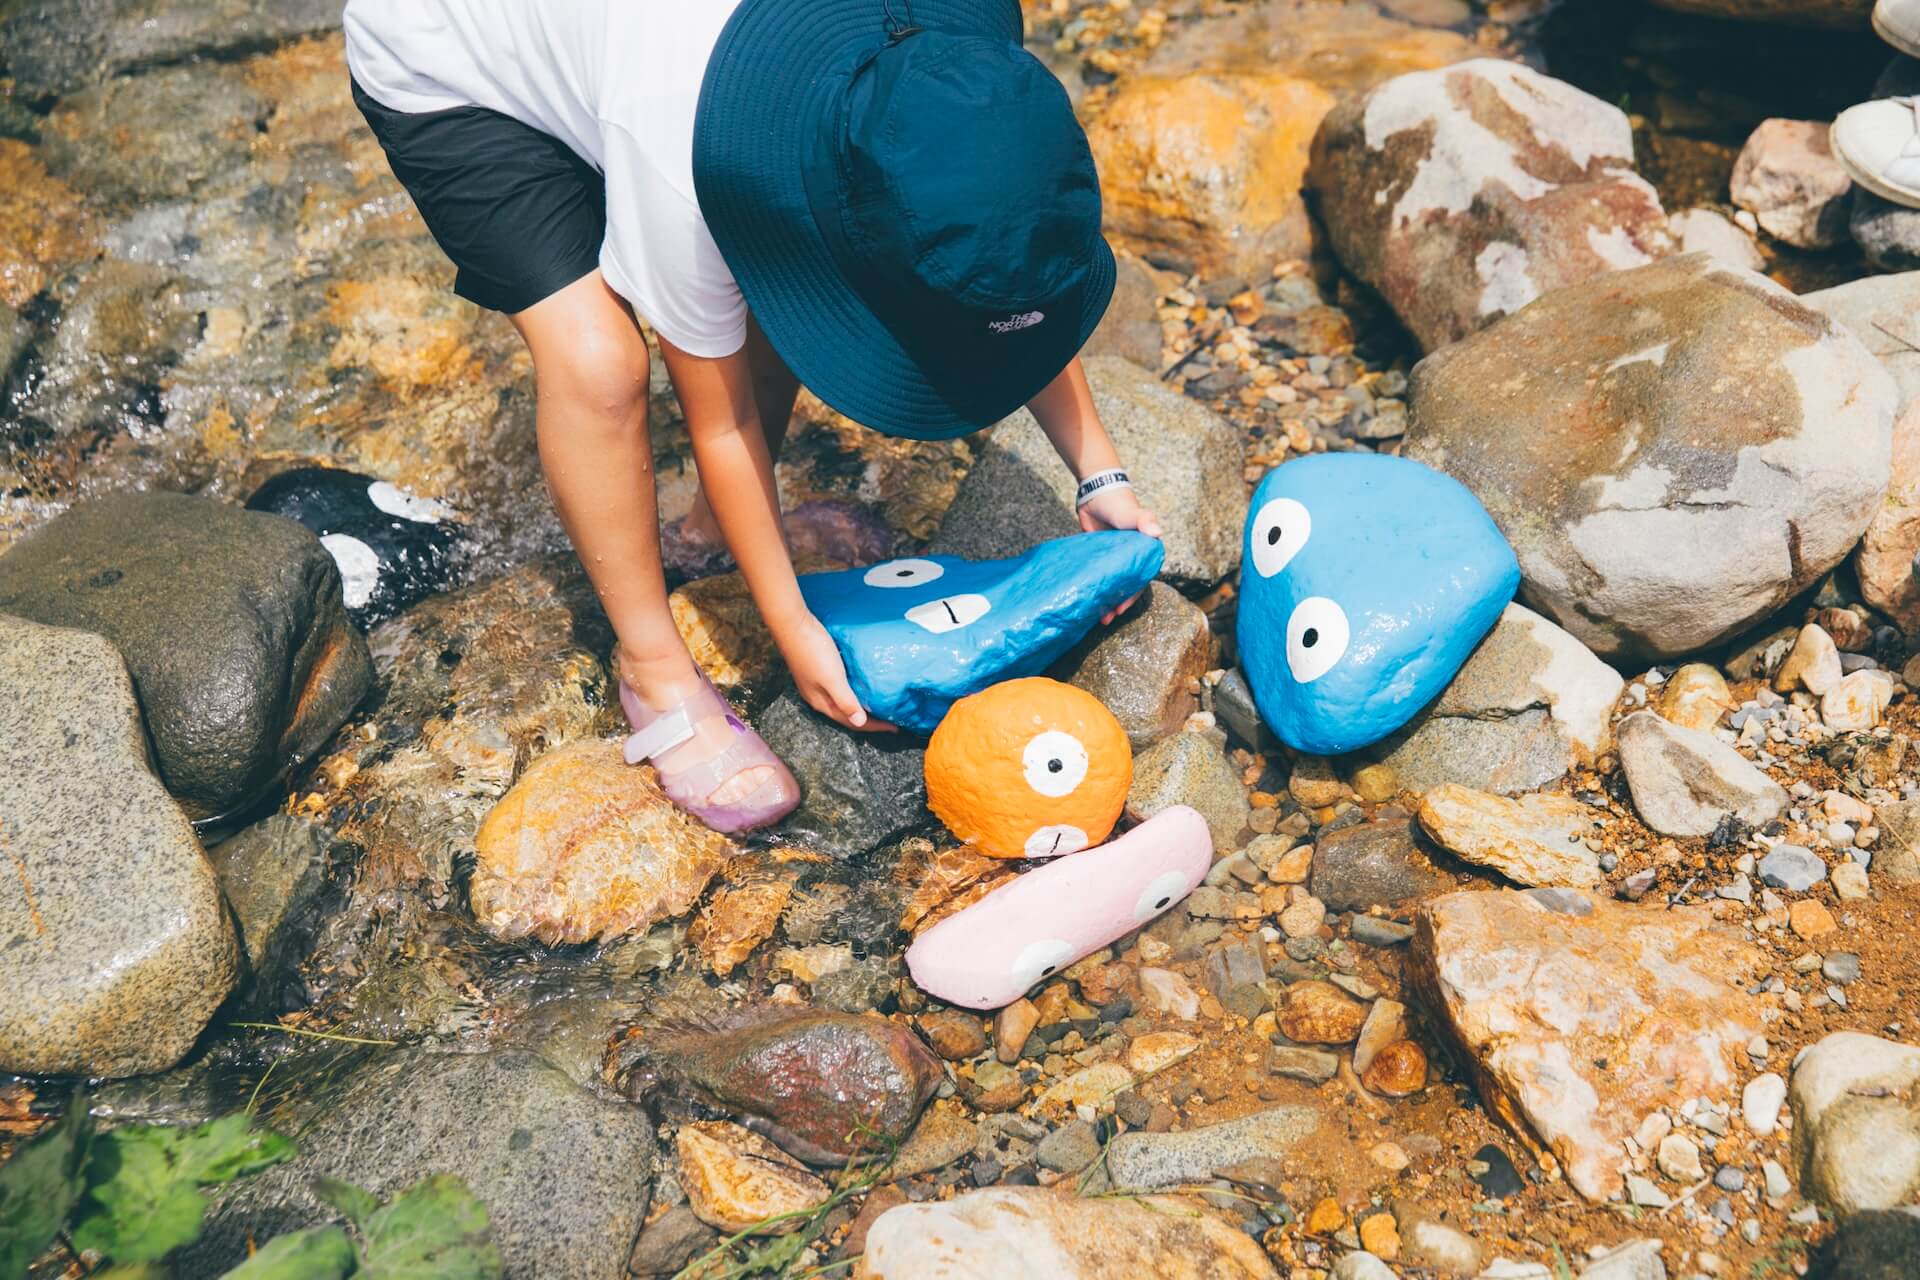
left=682, top=315, right=798, bottom=544
left=511, top=272, right=775, bottom=803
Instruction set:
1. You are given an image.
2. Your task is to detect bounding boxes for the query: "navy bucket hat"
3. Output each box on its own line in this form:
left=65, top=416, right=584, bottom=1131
left=693, top=0, right=1116, bottom=440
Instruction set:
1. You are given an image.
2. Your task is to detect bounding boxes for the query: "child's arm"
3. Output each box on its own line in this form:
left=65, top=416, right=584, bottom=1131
left=656, top=336, right=890, bottom=732
left=1029, top=356, right=1164, bottom=620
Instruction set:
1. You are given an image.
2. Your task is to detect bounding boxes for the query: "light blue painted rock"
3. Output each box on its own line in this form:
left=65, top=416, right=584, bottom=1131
left=798, top=532, right=1165, bottom=734
left=1237, top=454, right=1518, bottom=755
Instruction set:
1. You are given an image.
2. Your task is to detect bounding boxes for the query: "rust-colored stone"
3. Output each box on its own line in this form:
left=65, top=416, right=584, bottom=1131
left=1360, top=1039, right=1428, bottom=1097
left=1277, top=981, right=1369, bottom=1045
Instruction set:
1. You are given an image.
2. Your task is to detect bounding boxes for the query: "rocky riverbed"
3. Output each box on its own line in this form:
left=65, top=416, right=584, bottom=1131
left=7, top=1, right=1920, bottom=1278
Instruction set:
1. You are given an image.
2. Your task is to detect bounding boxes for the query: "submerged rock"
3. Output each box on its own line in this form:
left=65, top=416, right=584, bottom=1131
left=0, top=615, right=237, bottom=1077
left=1410, top=889, right=1763, bottom=1202
left=207, top=814, right=340, bottom=1012
left=758, top=691, right=929, bottom=861
left=0, top=493, right=373, bottom=823
left=615, top=1007, right=943, bottom=1165
left=678, top=1121, right=831, bottom=1235
left=1, top=0, right=343, bottom=96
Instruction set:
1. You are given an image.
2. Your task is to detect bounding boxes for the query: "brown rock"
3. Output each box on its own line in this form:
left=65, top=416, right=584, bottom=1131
left=1789, top=899, right=1837, bottom=940
left=1278, top=981, right=1370, bottom=1045
left=691, top=876, right=794, bottom=978
left=1305, top=1196, right=1348, bottom=1234
left=677, top=1120, right=830, bottom=1235
left=996, top=998, right=1040, bottom=1064
left=1409, top=889, right=1764, bottom=1201
left=1353, top=999, right=1409, bottom=1076
left=1076, top=962, right=1133, bottom=1008
left=471, top=739, right=737, bottom=946
left=841, top=1184, right=908, bottom=1260
left=1730, top=119, right=1852, bottom=249
left=919, top=1009, right=989, bottom=1061
left=1126, top=1031, right=1201, bottom=1076
left=0, top=139, right=99, bottom=308
left=1858, top=402, right=1920, bottom=637
left=1361, top=1040, right=1429, bottom=1097
left=1415, top=784, right=1601, bottom=888
left=1658, top=663, right=1735, bottom=734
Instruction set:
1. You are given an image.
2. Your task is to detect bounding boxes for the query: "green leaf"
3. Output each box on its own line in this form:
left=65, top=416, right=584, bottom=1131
left=219, top=1226, right=357, bottom=1280
left=354, top=1175, right=501, bottom=1280
left=0, top=1093, right=94, bottom=1280
left=313, top=1177, right=380, bottom=1230
left=169, top=1114, right=298, bottom=1185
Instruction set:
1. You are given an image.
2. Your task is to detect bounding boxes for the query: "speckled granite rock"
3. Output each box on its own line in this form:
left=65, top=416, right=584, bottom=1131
left=1105, top=1106, right=1321, bottom=1189
left=1125, top=730, right=1249, bottom=851
left=759, top=691, right=930, bottom=861
left=0, top=614, right=237, bottom=1077
left=188, top=1048, right=655, bottom=1279
left=207, top=814, right=339, bottom=1012
left=0, top=493, right=373, bottom=823
left=1, top=0, right=343, bottom=96
left=1064, top=582, right=1213, bottom=748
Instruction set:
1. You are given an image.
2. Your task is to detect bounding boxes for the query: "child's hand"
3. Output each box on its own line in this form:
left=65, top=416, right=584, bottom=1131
left=778, top=611, right=897, bottom=733
left=1078, top=487, right=1164, bottom=624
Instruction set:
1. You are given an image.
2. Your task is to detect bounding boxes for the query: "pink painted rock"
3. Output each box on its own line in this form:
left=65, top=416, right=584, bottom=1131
left=1308, top=58, right=1671, bottom=352
left=1410, top=889, right=1764, bottom=1202
left=1730, top=119, right=1852, bottom=249
left=906, top=806, right=1213, bottom=1010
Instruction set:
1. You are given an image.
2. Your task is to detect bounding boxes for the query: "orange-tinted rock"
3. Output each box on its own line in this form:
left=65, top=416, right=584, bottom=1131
left=1277, top=980, right=1370, bottom=1045
left=690, top=876, right=794, bottom=978
left=919, top=1009, right=990, bottom=1061
left=1857, top=402, right=1920, bottom=636
left=0, top=140, right=98, bottom=308
left=1361, top=1039, right=1429, bottom=1097
left=471, top=739, right=737, bottom=945
left=678, top=1121, right=829, bottom=1235
left=1410, top=889, right=1764, bottom=1202
left=1789, top=899, right=1837, bottom=940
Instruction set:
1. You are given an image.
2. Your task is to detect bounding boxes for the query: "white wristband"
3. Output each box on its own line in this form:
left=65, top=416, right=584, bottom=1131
left=1074, top=468, right=1131, bottom=509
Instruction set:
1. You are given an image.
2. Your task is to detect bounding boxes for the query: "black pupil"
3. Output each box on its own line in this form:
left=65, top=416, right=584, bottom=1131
left=896, top=569, right=913, bottom=578
left=1042, top=966, right=1055, bottom=976
left=1155, top=897, right=1170, bottom=909
left=1047, top=759, right=1063, bottom=773
left=1266, top=526, right=1281, bottom=546
left=1302, top=628, right=1319, bottom=648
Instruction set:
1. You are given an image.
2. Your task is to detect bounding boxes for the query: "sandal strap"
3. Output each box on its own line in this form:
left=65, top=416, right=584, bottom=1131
left=624, top=707, right=695, bottom=765
left=653, top=732, right=781, bottom=809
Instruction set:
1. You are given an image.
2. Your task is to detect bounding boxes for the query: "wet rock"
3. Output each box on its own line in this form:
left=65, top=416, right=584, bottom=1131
left=670, top=563, right=825, bottom=709
left=618, top=1007, right=943, bottom=1165
left=693, top=877, right=794, bottom=978
left=0, top=493, right=373, bottom=823
left=1616, top=712, right=1787, bottom=837
left=1310, top=818, right=1454, bottom=911
left=932, top=356, right=1246, bottom=591
left=43, top=65, right=267, bottom=205
left=1666, top=207, right=1765, bottom=272
left=471, top=739, right=736, bottom=945
left=1789, top=1031, right=1920, bottom=1214
left=628, top=1204, right=718, bottom=1278
left=0, top=0, right=342, bottom=96
left=759, top=691, right=929, bottom=860
left=1106, top=1106, right=1320, bottom=1190
left=855, top=1186, right=1281, bottom=1278
left=0, top=615, right=237, bottom=1077
left=1310, top=59, right=1670, bottom=353
left=814, top=956, right=899, bottom=1014
left=206, top=814, right=338, bottom=1010
left=1731, top=120, right=1852, bottom=249
left=1416, top=785, right=1600, bottom=888
left=1126, top=730, right=1248, bottom=852
left=1278, top=981, right=1370, bottom=1045
left=1082, top=249, right=1169, bottom=371
left=1854, top=404, right=1920, bottom=636
left=1804, top=270, right=1920, bottom=414
left=1809, top=1207, right=1920, bottom=1280
left=0, top=139, right=99, bottom=312
left=1368, top=604, right=1622, bottom=796
left=1410, top=889, right=1763, bottom=1202
left=1407, top=255, right=1896, bottom=661
left=1063, top=583, right=1212, bottom=748
left=679, top=1120, right=831, bottom=1235
left=189, top=1048, right=655, bottom=1279
left=919, top=1009, right=989, bottom=1061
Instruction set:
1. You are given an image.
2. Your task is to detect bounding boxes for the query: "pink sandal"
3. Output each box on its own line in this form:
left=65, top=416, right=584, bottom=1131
left=619, top=675, right=800, bottom=834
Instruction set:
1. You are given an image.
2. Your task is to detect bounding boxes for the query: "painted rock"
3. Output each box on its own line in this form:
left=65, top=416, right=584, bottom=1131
left=796, top=531, right=1165, bottom=734
left=905, top=806, right=1213, bottom=1010
left=926, top=678, right=1132, bottom=860
left=246, top=467, right=464, bottom=627
left=1238, top=454, right=1518, bottom=756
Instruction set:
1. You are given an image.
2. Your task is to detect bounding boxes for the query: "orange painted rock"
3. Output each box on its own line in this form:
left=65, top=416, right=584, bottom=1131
left=926, top=678, right=1132, bottom=860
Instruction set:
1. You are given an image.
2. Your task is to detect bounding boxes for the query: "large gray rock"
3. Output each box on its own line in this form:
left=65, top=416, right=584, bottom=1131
left=43, top=66, right=267, bottom=205
left=190, top=1048, right=657, bottom=1279
left=1, top=0, right=342, bottom=96
left=1811, top=1207, right=1920, bottom=1279
left=207, top=814, right=339, bottom=1011
left=759, top=691, right=930, bottom=860
left=0, top=614, right=237, bottom=1077
left=1368, top=604, right=1623, bottom=795
left=1616, top=712, right=1787, bottom=837
left=1308, top=59, right=1671, bottom=353
left=0, top=493, right=373, bottom=823
left=1407, top=254, right=1897, bottom=661
left=1803, top=270, right=1920, bottom=415
left=1125, top=730, right=1250, bottom=852
left=931, top=355, right=1246, bottom=591
left=1062, top=582, right=1212, bottom=748
left=1790, top=1031, right=1920, bottom=1215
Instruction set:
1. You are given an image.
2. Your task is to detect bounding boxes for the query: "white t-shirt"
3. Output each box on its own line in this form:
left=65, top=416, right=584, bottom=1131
left=343, top=0, right=748, bottom=357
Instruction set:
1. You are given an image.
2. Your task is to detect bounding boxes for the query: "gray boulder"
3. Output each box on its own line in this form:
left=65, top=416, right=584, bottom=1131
left=1407, top=254, right=1897, bottom=661
left=931, top=355, right=1246, bottom=591
left=207, top=815, right=340, bottom=1012
left=1616, top=712, right=1787, bottom=837
left=1, top=0, right=342, bottom=96
left=1104, top=1106, right=1318, bottom=1190
left=190, top=1048, right=657, bottom=1279
left=0, top=614, right=237, bottom=1077
left=1126, top=730, right=1250, bottom=853
left=0, top=493, right=373, bottom=823
left=759, top=691, right=930, bottom=860
left=1062, top=582, right=1213, bottom=748
left=1790, top=1031, right=1920, bottom=1215
left=1310, top=818, right=1455, bottom=911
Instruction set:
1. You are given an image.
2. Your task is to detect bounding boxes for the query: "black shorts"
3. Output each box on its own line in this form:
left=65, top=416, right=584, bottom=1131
left=352, top=79, right=606, bottom=315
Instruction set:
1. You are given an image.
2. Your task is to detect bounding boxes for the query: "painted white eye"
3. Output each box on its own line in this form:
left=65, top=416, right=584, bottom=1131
left=1250, top=496, right=1311, bottom=579
left=321, top=534, right=379, bottom=609
left=905, top=594, right=991, bottom=634
left=864, top=558, right=945, bottom=588
left=1286, top=597, right=1350, bottom=684
left=1133, top=870, right=1193, bottom=922
left=1009, top=938, right=1076, bottom=993
left=1022, top=730, right=1089, bottom=797
left=367, top=481, right=452, bottom=524
left=1023, top=824, right=1089, bottom=859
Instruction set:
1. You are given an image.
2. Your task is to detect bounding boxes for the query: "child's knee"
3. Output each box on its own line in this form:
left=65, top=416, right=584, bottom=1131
left=546, top=327, right=650, bottom=423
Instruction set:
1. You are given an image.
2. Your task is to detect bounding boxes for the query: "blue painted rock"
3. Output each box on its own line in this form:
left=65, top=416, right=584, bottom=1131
left=246, top=468, right=464, bottom=627
left=1237, top=454, right=1519, bottom=755
left=797, top=532, right=1165, bottom=734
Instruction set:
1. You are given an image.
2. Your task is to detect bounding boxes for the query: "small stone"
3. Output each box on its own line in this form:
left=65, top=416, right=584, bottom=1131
left=996, top=999, right=1039, bottom=1063
left=1616, top=712, right=1787, bottom=837
left=1332, top=1253, right=1397, bottom=1280
left=1136, top=968, right=1200, bottom=1021
left=1471, top=1144, right=1525, bottom=1199
left=1202, top=939, right=1266, bottom=1002
left=1659, top=663, right=1735, bottom=733
left=1350, top=916, right=1415, bottom=947
left=1763, top=1160, right=1792, bottom=1200
left=1822, top=952, right=1862, bottom=985
left=1036, top=1119, right=1102, bottom=1174
left=1714, top=1166, right=1746, bottom=1193
left=1415, top=784, right=1601, bottom=888
left=627, top=1205, right=717, bottom=1278
left=1351, top=764, right=1399, bottom=804
left=1369, top=1142, right=1410, bottom=1172
left=1776, top=624, right=1843, bottom=696
left=1360, top=1040, right=1427, bottom=1097
left=1306, top=1197, right=1349, bottom=1235
left=1291, top=756, right=1350, bottom=808
left=1657, top=1133, right=1704, bottom=1182
left=1823, top=670, right=1896, bottom=733
left=1277, top=980, right=1369, bottom=1045
left=1789, top=899, right=1836, bottom=940
left=1104, top=1106, right=1318, bottom=1191
left=1832, top=861, right=1871, bottom=900
left=1398, top=1209, right=1484, bottom=1276
left=1268, top=1045, right=1340, bottom=1084
left=1757, top=845, right=1827, bottom=892
left=1126, top=1031, right=1200, bottom=1076
left=1037, top=1063, right=1135, bottom=1114
left=1357, top=1211, right=1401, bottom=1260
left=1353, top=999, right=1409, bottom=1076
left=1279, top=894, right=1327, bottom=939
left=920, top=1010, right=989, bottom=1061
left=1744, top=1072, right=1786, bottom=1137
left=678, top=1121, right=831, bottom=1235
left=1731, top=119, right=1852, bottom=250
left=1625, top=1174, right=1671, bottom=1207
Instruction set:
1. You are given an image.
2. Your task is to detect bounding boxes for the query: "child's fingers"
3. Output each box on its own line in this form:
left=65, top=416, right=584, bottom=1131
left=1136, top=508, right=1164, bottom=539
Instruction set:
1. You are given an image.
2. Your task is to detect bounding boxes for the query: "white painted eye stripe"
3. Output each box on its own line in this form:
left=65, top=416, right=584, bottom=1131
left=321, top=533, right=379, bottom=609
left=1134, top=870, right=1192, bottom=922
left=1024, top=824, right=1089, bottom=859
left=367, top=480, right=452, bottom=524
left=1251, top=496, right=1311, bottom=579
left=905, top=594, right=991, bottom=634
left=864, top=558, right=945, bottom=588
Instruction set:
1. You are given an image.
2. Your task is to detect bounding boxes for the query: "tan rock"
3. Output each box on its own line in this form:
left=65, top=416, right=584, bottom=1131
left=1416, top=785, right=1601, bottom=888
left=1037, top=1062, right=1135, bottom=1113
left=677, top=1120, right=830, bottom=1235
left=1290, top=756, right=1350, bottom=808
left=670, top=570, right=782, bottom=701
left=470, top=739, right=736, bottom=945
left=1279, top=891, right=1327, bottom=939
left=773, top=943, right=853, bottom=986
left=1350, top=764, right=1399, bottom=804
left=1358, top=1210, right=1402, bottom=1259
left=1272, top=845, right=1315, bottom=884
left=0, top=139, right=99, bottom=309
left=1410, top=889, right=1764, bottom=1202
left=1354, top=999, right=1409, bottom=1075
left=1823, top=670, right=1895, bottom=732
left=918, top=1009, right=989, bottom=1062
left=1730, top=119, right=1853, bottom=249
left=1305, top=1197, right=1348, bottom=1234
left=1362, top=1040, right=1428, bottom=1098
left=1278, top=980, right=1369, bottom=1045
left=1658, top=663, right=1735, bottom=733
left=1789, top=899, right=1836, bottom=940
left=1776, top=623, right=1843, bottom=696
left=1857, top=401, right=1920, bottom=635
left=1127, top=1031, right=1201, bottom=1076
left=691, top=876, right=793, bottom=978
left=995, top=998, right=1040, bottom=1064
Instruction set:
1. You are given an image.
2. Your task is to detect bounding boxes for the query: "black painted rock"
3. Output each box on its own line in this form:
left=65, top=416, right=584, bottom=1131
left=247, top=467, right=464, bottom=627
left=0, top=493, right=373, bottom=823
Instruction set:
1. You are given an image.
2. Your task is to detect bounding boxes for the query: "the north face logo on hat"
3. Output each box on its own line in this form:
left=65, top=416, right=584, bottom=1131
left=987, top=311, right=1045, bottom=334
